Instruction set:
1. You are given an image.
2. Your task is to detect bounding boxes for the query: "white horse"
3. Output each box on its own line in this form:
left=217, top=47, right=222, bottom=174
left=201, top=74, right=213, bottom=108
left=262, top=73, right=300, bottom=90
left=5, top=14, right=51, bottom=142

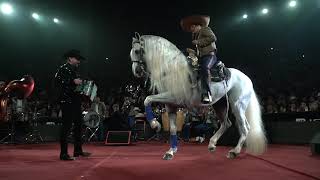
left=130, top=34, right=267, bottom=160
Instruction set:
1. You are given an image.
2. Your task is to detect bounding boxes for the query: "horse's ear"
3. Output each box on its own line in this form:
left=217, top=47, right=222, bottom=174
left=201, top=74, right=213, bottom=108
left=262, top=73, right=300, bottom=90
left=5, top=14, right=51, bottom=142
left=134, top=32, right=141, bottom=40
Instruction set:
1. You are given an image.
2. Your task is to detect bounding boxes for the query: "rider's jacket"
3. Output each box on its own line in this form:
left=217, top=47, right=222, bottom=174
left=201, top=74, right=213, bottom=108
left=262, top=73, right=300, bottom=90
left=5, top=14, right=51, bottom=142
left=192, top=26, right=217, bottom=57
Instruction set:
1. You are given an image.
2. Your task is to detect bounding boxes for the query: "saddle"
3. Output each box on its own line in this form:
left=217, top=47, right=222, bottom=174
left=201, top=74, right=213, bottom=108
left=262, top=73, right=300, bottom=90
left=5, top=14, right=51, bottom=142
left=210, top=61, right=231, bottom=82
left=186, top=56, right=231, bottom=82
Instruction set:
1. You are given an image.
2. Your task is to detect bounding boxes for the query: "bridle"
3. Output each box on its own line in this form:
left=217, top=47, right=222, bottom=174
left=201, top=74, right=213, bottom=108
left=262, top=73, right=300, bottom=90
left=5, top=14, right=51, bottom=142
left=132, top=32, right=147, bottom=77
left=132, top=32, right=145, bottom=64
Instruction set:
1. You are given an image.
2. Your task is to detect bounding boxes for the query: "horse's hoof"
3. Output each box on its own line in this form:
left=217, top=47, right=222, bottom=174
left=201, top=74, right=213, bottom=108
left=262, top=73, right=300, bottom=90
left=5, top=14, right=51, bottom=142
left=150, top=120, right=161, bottom=133
left=208, top=146, right=216, bottom=153
left=227, top=152, right=238, bottom=159
left=163, top=153, right=173, bottom=160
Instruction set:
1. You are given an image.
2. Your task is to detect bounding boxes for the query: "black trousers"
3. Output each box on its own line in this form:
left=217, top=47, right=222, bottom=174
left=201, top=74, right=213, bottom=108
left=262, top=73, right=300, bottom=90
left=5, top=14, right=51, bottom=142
left=200, top=54, right=217, bottom=94
left=60, top=101, right=83, bottom=155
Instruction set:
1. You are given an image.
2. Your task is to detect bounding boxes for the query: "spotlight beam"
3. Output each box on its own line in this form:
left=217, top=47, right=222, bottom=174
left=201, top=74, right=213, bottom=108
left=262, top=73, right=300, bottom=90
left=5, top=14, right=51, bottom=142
left=242, top=14, right=248, bottom=19
left=53, top=18, right=59, bottom=23
left=262, top=8, right=269, bottom=14
left=289, top=0, right=297, bottom=7
left=1, top=2, right=13, bottom=15
left=32, top=12, right=40, bottom=20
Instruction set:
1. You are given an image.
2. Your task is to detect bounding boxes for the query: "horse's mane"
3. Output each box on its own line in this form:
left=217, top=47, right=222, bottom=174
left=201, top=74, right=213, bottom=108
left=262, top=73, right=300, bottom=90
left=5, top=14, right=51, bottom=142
left=141, top=35, right=192, bottom=104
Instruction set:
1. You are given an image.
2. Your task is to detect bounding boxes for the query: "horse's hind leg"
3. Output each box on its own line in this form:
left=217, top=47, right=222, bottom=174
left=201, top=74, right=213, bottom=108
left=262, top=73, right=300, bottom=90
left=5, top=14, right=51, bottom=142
left=227, top=100, right=250, bottom=159
left=208, top=97, right=232, bottom=152
left=163, top=105, right=178, bottom=160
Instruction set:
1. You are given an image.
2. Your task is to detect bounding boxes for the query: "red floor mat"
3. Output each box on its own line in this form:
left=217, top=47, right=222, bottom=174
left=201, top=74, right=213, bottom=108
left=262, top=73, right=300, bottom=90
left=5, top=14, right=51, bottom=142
left=0, top=142, right=319, bottom=180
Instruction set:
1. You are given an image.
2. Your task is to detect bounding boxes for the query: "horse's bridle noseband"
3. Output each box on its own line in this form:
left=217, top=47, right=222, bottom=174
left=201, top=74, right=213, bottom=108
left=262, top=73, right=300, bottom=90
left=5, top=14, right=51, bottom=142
left=132, top=32, right=147, bottom=67
left=131, top=33, right=149, bottom=79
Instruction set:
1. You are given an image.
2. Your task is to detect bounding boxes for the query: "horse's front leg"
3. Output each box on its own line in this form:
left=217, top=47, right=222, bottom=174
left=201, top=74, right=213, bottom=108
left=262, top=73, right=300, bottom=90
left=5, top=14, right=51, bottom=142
left=163, top=107, right=178, bottom=160
left=144, top=92, right=176, bottom=132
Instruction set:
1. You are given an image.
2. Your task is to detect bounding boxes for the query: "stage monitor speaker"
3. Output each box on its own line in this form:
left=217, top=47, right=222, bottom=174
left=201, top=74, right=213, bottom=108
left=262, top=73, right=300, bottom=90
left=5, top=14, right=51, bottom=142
left=38, top=124, right=61, bottom=142
left=311, top=133, right=320, bottom=155
left=105, top=131, right=131, bottom=145
left=133, top=120, right=146, bottom=140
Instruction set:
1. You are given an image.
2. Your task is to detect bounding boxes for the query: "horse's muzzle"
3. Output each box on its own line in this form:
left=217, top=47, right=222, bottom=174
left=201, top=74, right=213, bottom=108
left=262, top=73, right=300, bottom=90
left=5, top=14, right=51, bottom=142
left=132, top=62, right=144, bottom=78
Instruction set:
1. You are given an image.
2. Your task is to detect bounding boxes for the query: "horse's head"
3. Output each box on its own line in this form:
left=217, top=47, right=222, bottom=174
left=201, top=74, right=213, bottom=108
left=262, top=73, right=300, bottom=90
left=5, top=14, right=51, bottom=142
left=130, top=33, right=146, bottom=78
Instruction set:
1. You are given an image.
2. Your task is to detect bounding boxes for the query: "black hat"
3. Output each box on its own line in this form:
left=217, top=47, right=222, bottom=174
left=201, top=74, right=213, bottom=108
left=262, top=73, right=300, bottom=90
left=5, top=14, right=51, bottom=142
left=63, top=49, right=86, bottom=61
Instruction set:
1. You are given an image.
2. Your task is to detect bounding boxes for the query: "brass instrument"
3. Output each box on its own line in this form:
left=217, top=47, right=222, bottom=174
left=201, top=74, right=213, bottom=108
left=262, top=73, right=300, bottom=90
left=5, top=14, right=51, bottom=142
left=0, top=75, right=34, bottom=123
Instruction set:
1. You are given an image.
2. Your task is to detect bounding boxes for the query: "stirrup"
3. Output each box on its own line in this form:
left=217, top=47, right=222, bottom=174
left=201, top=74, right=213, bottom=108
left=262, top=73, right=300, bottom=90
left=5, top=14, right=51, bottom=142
left=202, top=92, right=212, bottom=103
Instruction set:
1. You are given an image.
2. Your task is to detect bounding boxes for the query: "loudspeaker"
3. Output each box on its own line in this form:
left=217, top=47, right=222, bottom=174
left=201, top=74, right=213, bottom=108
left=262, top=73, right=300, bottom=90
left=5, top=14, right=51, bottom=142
left=38, top=124, right=61, bottom=142
left=105, top=131, right=131, bottom=145
left=133, top=120, right=146, bottom=140
left=311, top=133, right=320, bottom=155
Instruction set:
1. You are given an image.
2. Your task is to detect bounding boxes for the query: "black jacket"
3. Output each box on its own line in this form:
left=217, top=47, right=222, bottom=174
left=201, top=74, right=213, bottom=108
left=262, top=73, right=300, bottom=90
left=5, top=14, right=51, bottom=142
left=54, top=63, right=80, bottom=104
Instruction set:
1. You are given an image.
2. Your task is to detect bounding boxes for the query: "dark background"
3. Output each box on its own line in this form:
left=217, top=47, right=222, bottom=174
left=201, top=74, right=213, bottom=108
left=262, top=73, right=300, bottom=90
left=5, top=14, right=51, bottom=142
left=0, top=0, right=319, bottom=97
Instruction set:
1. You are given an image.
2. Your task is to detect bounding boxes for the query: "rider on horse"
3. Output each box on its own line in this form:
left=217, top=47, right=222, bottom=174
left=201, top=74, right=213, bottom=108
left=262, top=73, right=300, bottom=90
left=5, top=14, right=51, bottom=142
left=181, top=15, right=223, bottom=104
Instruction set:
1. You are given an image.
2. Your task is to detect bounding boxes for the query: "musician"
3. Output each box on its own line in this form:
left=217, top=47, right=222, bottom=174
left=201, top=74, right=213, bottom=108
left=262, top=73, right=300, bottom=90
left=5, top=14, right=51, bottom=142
left=91, top=96, right=107, bottom=118
left=108, top=103, right=129, bottom=131
left=54, top=49, right=91, bottom=161
left=180, top=15, right=221, bottom=104
left=90, top=96, right=108, bottom=141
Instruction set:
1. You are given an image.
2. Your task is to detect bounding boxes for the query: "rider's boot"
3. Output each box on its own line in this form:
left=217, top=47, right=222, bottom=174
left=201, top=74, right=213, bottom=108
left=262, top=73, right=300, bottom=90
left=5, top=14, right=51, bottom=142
left=201, top=71, right=212, bottom=104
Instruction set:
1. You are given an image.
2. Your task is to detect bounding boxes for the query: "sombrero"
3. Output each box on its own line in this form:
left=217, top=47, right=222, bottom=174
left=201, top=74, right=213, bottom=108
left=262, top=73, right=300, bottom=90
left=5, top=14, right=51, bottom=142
left=63, top=49, right=86, bottom=61
left=180, top=15, right=210, bottom=32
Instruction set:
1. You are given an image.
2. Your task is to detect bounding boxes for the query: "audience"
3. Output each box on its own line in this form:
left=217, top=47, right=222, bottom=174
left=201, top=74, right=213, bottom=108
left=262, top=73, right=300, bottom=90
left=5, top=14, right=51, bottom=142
left=5, top=79, right=318, bottom=143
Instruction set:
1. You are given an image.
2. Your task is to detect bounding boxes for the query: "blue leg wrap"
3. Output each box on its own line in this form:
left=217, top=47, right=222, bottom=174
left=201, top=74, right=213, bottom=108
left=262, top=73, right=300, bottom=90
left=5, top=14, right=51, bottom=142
left=145, top=105, right=155, bottom=123
left=170, top=135, right=178, bottom=149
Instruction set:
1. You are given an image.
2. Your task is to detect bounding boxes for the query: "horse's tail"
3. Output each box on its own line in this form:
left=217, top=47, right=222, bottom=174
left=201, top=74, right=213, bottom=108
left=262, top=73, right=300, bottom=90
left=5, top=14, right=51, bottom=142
left=245, top=91, right=267, bottom=155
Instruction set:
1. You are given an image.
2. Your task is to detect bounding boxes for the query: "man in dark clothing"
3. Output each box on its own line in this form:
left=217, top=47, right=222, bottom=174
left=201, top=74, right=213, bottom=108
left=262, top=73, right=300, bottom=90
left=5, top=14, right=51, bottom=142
left=108, top=103, right=129, bottom=131
left=181, top=15, right=220, bottom=104
left=54, top=49, right=91, bottom=161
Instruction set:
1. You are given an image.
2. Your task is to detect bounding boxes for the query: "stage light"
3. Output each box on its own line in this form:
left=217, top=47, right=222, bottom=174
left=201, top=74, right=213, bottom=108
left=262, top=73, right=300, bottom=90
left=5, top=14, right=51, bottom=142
left=53, top=18, right=59, bottom=23
left=242, top=14, right=248, bottom=19
left=289, top=1, right=297, bottom=7
left=32, top=13, right=40, bottom=20
left=1, top=2, right=13, bottom=15
left=262, top=8, right=269, bottom=14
